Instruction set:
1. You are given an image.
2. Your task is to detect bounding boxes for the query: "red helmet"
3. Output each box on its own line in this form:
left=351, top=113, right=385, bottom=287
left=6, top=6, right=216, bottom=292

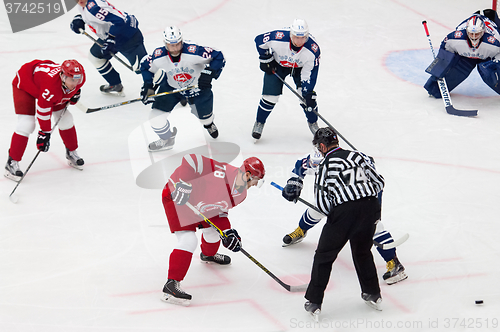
left=61, top=59, right=84, bottom=82
left=242, top=157, right=265, bottom=179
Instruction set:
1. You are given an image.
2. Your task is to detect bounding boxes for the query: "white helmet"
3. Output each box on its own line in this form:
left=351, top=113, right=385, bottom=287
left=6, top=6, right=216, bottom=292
left=163, top=26, right=183, bottom=45
left=466, top=16, right=485, bottom=48
left=290, top=19, right=309, bottom=38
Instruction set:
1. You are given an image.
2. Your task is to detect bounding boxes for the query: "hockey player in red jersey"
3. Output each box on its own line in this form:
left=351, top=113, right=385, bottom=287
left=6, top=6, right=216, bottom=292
left=5, top=59, right=86, bottom=182
left=161, top=154, right=265, bottom=306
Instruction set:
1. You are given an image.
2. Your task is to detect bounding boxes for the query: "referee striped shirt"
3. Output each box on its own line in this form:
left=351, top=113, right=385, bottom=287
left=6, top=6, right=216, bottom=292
left=314, top=147, right=385, bottom=215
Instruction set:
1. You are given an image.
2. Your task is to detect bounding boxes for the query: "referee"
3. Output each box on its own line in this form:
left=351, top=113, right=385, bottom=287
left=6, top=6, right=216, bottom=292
left=304, top=127, right=385, bottom=319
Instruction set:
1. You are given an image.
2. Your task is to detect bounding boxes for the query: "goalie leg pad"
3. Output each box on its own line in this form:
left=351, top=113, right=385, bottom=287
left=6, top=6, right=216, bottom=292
left=477, top=60, right=500, bottom=94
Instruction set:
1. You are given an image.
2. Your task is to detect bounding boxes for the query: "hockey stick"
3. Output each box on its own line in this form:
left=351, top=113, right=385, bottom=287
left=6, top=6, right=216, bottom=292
left=270, top=181, right=409, bottom=250
left=77, top=85, right=197, bottom=113
left=167, top=177, right=307, bottom=292
left=9, top=107, right=68, bottom=204
left=422, top=21, right=478, bottom=117
left=272, top=71, right=358, bottom=150
left=182, top=201, right=307, bottom=292
left=79, top=29, right=139, bottom=72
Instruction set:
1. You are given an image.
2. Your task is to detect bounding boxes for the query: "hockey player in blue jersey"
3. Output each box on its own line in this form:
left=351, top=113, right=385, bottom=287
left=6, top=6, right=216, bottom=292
left=424, top=10, right=500, bottom=98
left=280, top=149, right=408, bottom=285
left=139, top=26, right=226, bottom=152
left=252, top=19, right=321, bottom=141
left=70, top=0, right=147, bottom=95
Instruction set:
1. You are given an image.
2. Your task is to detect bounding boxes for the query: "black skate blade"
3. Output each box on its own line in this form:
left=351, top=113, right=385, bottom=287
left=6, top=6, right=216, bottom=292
left=308, top=308, right=320, bottom=322
left=4, top=171, right=21, bottom=183
left=161, top=293, right=191, bottom=306
left=364, top=300, right=382, bottom=311
left=67, top=160, right=84, bottom=171
left=385, top=271, right=408, bottom=285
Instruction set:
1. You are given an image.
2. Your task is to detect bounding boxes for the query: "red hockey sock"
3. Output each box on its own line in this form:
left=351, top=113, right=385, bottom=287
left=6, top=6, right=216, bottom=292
left=167, top=249, right=193, bottom=281
left=201, top=235, right=220, bottom=257
left=59, top=126, right=78, bottom=152
left=8, top=133, right=29, bottom=161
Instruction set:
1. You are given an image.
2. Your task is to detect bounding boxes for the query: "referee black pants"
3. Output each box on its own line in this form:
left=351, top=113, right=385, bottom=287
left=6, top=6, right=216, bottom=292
left=305, top=196, right=381, bottom=305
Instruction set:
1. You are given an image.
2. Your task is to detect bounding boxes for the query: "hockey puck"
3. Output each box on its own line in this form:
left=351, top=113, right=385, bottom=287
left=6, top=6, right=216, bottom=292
left=475, top=300, right=483, bottom=305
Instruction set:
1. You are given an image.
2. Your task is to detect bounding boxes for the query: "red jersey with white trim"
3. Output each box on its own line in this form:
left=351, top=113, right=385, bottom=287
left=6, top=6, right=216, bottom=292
left=162, top=154, right=248, bottom=226
left=12, top=60, right=86, bottom=132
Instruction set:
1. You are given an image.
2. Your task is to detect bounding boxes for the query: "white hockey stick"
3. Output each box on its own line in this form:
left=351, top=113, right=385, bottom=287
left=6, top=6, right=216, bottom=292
left=270, top=181, right=409, bottom=250
left=422, top=21, right=478, bottom=117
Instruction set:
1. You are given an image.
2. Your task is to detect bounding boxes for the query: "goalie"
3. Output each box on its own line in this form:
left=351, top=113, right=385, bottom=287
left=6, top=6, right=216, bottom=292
left=424, top=10, right=500, bottom=98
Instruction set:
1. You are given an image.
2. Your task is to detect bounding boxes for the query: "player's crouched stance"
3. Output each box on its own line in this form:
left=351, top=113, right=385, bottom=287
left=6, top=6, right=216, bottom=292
left=5, top=59, right=86, bottom=181
left=160, top=155, right=265, bottom=306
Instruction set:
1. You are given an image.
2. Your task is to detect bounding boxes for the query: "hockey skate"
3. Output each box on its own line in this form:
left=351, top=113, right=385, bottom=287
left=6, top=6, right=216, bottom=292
left=362, top=292, right=382, bottom=311
left=308, top=121, right=319, bottom=135
left=66, top=148, right=84, bottom=170
left=4, top=156, right=23, bottom=182
left=383, top=256, right=408, bottom=285
left=161, top=279, right=192, bottom=306
left=282, top=226, right=307, bottom=247
left=100, top=83, right=124, bottom=96
left=148, top=128, right=177, bottom=152
left=200, top=252, right=231, bottom=265
left=252, top=121, right=265, bottom=141
left=204, top=123, right=219, bottom=138
left=304, top=301, right=321, bottom=322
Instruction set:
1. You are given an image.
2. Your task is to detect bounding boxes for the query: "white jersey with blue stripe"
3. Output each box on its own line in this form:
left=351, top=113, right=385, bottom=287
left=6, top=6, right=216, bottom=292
left=78, top=0, right=139, bottom=43
left=255, top=28, right=320, bottom=94
left=140, top=42, right=225, bottom=97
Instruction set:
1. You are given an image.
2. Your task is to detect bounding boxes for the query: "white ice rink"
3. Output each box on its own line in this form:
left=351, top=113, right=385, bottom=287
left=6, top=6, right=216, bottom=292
left=1, top=0, right=500, bottom=331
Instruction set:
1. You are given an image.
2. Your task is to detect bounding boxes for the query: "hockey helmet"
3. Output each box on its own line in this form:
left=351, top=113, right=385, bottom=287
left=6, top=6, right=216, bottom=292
left=242, top=157, right=265, bottom=180
left=163, top=26, right=183, bottom=45
left=61, top=59, right=84, bottom=82
left=290, top=19, right=309, bottom=38
left=466, top=16, right=485, bottom=47
left=312, top=127, right=338, bottom=150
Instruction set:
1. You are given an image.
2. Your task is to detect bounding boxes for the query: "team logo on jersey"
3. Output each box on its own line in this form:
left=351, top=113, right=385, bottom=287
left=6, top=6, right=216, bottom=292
left=281, top=61, right=299, bottom=68
left=454, top=31, right=463, bottom=38
left=275, top=31, right=285, bottom=39
left=87, top=2, right=95, bottom=9
left=154, top=48, right=164, bottom=57
left=488, top=36, right=496, bottom=44
left=174, top=73, right=193, bottom=82
left=198, top=201, right=230, bottom=213
left=311, top=43, right=319, bottom=53
left=188, top=45, right=197, bottom=53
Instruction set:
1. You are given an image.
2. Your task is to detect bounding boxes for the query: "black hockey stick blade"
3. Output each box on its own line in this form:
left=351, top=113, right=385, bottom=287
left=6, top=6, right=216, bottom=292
left=445, top=105, right=478, bottom=117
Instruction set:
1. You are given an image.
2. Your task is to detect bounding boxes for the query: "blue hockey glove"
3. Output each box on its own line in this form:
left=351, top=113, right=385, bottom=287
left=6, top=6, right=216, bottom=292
left=282, top=177, right=303, bottom=203
left=101, top=36, right=116, bottom=57
left=222, top=229, right=242, bottom=252
left=259, top=54, right=278, bottom=75
left=302, top=92, right=317, bottom=112
left=140, top=82, right=155, bottom=105
left=70, top=14, right=85, bottom=34
left=36, top=131, right=51, bottom=152
left=198, top=67, right=215, bottom=90
left=171, top=181, right=192, bottom=205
